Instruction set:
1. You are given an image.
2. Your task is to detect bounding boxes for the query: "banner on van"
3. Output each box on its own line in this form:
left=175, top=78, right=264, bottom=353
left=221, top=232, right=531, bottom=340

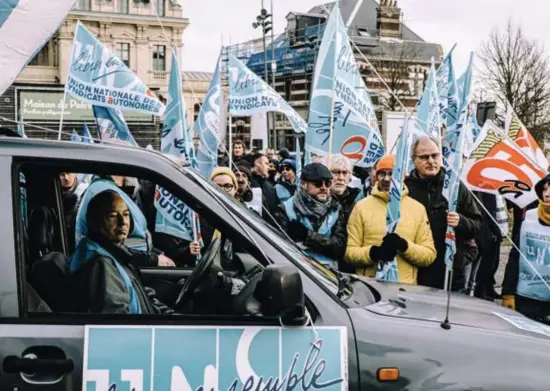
left=83, top=325, right=348, bottom=391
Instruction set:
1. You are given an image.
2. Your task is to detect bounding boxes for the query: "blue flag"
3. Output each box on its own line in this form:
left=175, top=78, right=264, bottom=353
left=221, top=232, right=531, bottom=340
left=93, top=105, right=137, bottom=146
left=71, top=129, right=82, bottom=143
left=195, top=53, right=222, bottom=178
left=228, top=54, right=307, bottom=134
left=442, top=53, right=473, bottom=269
left=82, top=122, right=94, bottom=143
left=436, top=47, right=460, bottom=161
left=154, top=48, right=197, bottom=243
left=66, top=21, right=165, bottom=116
left=0, top=0, right=75, bottom=95
left=377, top=116, right=412, bottom=282
left=306, top=5, right=384, bottom=168
left=408, top=59, right=440, bottom=174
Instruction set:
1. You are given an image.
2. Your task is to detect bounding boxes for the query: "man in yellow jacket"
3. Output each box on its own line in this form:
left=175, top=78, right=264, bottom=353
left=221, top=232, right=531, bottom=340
left=345, top=155, right=436, bottom=285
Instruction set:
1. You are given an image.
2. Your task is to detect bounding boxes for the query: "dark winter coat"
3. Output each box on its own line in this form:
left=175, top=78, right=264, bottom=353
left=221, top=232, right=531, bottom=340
left=405, top=168, right=482, bottom=290
left=275, top=197, right=348, bottom=262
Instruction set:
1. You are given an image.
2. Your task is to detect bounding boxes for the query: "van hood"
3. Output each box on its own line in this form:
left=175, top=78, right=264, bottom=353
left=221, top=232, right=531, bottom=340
left=355, top=277, right=550, bottom=340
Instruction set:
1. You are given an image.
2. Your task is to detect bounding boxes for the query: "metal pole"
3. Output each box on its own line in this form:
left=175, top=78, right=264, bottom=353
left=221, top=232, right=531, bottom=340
left=270, top=0, right=277, bottom=151
left=261, top=0, right=270, bottom=150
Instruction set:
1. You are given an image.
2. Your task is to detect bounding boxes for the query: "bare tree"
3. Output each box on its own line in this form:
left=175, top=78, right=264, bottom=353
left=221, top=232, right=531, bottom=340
left=359, top=41, right=422, bottom=111
left=478, top=20, right=550, bottom=144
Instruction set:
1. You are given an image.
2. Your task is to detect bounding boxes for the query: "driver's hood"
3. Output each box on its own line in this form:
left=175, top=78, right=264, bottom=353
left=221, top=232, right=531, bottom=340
left=355, top=277, right=550, bottom=340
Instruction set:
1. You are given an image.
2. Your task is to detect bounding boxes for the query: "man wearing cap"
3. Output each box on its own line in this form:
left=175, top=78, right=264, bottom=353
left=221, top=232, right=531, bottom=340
left=345, top=155, right=436, bottom=285
left=277, top=162, right=347, bottom=269
left=274, top=158, right=297, bottom=204
left=405, top=136, right=482, bottom=291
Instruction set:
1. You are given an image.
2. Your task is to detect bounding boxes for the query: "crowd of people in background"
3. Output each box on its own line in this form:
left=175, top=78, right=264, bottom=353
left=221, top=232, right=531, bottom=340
left=57, top=136, right=550, bottom=323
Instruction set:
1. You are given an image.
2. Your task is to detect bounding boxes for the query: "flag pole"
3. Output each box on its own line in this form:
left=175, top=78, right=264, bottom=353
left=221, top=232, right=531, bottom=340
left=57, top=89, right=68, bottom=140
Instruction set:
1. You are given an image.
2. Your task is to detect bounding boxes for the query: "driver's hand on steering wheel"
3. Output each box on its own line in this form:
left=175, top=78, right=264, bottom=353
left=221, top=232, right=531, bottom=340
left=189, top=241, right=201, bottom=256
left=158, top=254, right=176, bottom=267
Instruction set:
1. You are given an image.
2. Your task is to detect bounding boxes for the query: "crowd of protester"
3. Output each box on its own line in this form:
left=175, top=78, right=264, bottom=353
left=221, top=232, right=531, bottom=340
left=58, top=136, right=550, bottom=322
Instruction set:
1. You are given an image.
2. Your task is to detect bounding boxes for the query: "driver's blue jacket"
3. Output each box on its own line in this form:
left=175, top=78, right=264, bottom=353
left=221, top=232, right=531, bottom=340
left=69, top=234, right=161, bottom=314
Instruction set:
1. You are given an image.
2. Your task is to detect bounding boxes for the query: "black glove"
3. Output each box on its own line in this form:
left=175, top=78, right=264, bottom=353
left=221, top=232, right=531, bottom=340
left=369, top=245, right=398, bottom=263
left=382, top=233, right=408, bottom=253
left=287, top=220, right=309, bottom=242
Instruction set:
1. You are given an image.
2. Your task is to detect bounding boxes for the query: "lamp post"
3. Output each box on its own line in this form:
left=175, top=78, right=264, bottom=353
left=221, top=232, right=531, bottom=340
left=253, top=4, right=273, bottom=149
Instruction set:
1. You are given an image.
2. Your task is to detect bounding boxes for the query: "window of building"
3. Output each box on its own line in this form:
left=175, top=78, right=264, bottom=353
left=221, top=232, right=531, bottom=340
left=155, top=0, right=165, bottom=17
left=74, top=0, right=91, bottom=11
left=117, top=43, right=130, bottom=67
left=153, top=45, right=166, bottom=71
left=29, top=43, right=50, bottom=66
left=117, top=0, right=129, bottom=13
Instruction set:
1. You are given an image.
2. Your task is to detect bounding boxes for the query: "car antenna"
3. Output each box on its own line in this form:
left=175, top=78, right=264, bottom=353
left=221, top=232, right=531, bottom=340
left=440, top=270, right=452, bottom=330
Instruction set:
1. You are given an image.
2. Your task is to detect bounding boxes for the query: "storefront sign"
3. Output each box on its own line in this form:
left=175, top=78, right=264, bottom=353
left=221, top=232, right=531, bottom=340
left=17, top=89, right=153, bottom=122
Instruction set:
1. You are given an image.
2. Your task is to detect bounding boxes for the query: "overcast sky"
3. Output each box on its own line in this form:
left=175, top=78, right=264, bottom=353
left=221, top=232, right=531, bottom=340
left=180, top=0, right=550, bottom=77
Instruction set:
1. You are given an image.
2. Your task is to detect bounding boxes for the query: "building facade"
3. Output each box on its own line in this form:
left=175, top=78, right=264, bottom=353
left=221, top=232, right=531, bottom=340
left=0, top=0, right=190, bottom=148
left=225, top=0, right=443, bottom=151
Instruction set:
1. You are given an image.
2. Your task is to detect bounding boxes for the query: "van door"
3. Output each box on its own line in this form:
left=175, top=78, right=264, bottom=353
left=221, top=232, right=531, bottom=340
left=0, top=155, right=84, bottom=390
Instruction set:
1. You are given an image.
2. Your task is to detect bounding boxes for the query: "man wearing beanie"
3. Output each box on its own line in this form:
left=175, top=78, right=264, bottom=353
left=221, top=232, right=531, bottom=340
left=274, top=158, right=297, bottom=204
left=405, top=136, right=481, bottom=291
left=502, top=174, right=550, bottom=323
left=276, top=162, right=347, bottom=269
left=345, top=155, right=436, bottom=285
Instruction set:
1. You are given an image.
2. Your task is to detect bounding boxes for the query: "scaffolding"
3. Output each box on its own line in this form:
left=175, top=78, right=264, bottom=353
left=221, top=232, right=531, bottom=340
left=221, top=21, right=326, bottom=152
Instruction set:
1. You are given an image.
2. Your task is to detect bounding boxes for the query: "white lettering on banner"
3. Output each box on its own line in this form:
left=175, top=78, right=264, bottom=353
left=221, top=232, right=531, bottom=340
left=154, top=187, right=193, bottom=232
left=228, top=95, right=279, bottom=112
left=334, top=79, right=372, bottom=120
left=67, top=76, right=163, bottom=114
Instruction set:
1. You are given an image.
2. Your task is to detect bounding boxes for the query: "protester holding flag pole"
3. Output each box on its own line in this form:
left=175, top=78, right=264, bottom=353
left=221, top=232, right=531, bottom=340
left=345, top=151, right=436, bottom=284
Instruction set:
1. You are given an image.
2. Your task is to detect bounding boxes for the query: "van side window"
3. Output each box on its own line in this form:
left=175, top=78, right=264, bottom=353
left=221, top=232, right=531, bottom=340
left=16, top=165, right=269, bottom=320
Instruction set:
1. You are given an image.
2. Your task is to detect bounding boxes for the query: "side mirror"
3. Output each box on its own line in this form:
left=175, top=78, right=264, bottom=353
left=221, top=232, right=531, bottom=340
left=254, top=264, right=306, bottom=325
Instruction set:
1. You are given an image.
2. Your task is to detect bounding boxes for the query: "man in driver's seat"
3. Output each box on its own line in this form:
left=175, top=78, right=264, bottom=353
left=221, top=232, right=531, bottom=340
left=69, top=190, right=236, bottom=315
left=69, top=190, right=159, bottom=314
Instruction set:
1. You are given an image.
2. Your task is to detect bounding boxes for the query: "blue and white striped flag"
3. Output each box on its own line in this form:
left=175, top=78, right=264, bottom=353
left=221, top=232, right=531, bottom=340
left=0, top=0, right=75, bottom=95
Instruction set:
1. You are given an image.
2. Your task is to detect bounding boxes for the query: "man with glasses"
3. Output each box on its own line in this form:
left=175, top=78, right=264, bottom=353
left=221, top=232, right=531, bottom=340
left=324, top=154, right=364, bottom=224
left=345, top=155, right=436, bottom=284
left=275, top=158, right=297, bottom=204
left=405, top=136, right=481, bottom=291
left=277, top=163, right=347, bottom=269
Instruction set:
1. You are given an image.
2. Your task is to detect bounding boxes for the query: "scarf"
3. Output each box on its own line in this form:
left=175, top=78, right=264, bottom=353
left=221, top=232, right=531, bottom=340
left=293, top=187, right=332, bottom=220
left=538, top=201, right=550, bottom=226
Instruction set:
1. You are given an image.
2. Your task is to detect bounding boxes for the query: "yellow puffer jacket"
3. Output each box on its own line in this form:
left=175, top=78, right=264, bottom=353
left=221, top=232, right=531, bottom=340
left=345, top=185, right=436, bottom=285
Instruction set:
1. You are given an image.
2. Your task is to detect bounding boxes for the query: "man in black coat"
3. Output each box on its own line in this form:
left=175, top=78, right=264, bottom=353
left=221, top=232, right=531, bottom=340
left=405, top=137, right=482, bottom=291
left=250, top=153, right=279, bottom=227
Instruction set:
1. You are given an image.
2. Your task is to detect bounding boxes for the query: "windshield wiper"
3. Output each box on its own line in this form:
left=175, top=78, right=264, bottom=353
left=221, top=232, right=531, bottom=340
left=326, top=266, right=353, bottom=298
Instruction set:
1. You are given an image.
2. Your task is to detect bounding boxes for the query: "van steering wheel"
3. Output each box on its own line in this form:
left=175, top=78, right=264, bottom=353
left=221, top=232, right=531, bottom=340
left=174, top=238, right=222, bottom=309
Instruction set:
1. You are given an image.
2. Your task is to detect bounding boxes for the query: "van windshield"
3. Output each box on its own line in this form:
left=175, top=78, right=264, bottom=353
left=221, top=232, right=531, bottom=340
left=184, top=167, right=340, bottom=293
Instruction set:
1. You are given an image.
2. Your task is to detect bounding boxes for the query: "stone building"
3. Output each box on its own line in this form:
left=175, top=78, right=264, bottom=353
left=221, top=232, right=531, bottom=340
left=226, top=0, right=443, bottom=150
left=0, top=0, right=195, bottom=148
